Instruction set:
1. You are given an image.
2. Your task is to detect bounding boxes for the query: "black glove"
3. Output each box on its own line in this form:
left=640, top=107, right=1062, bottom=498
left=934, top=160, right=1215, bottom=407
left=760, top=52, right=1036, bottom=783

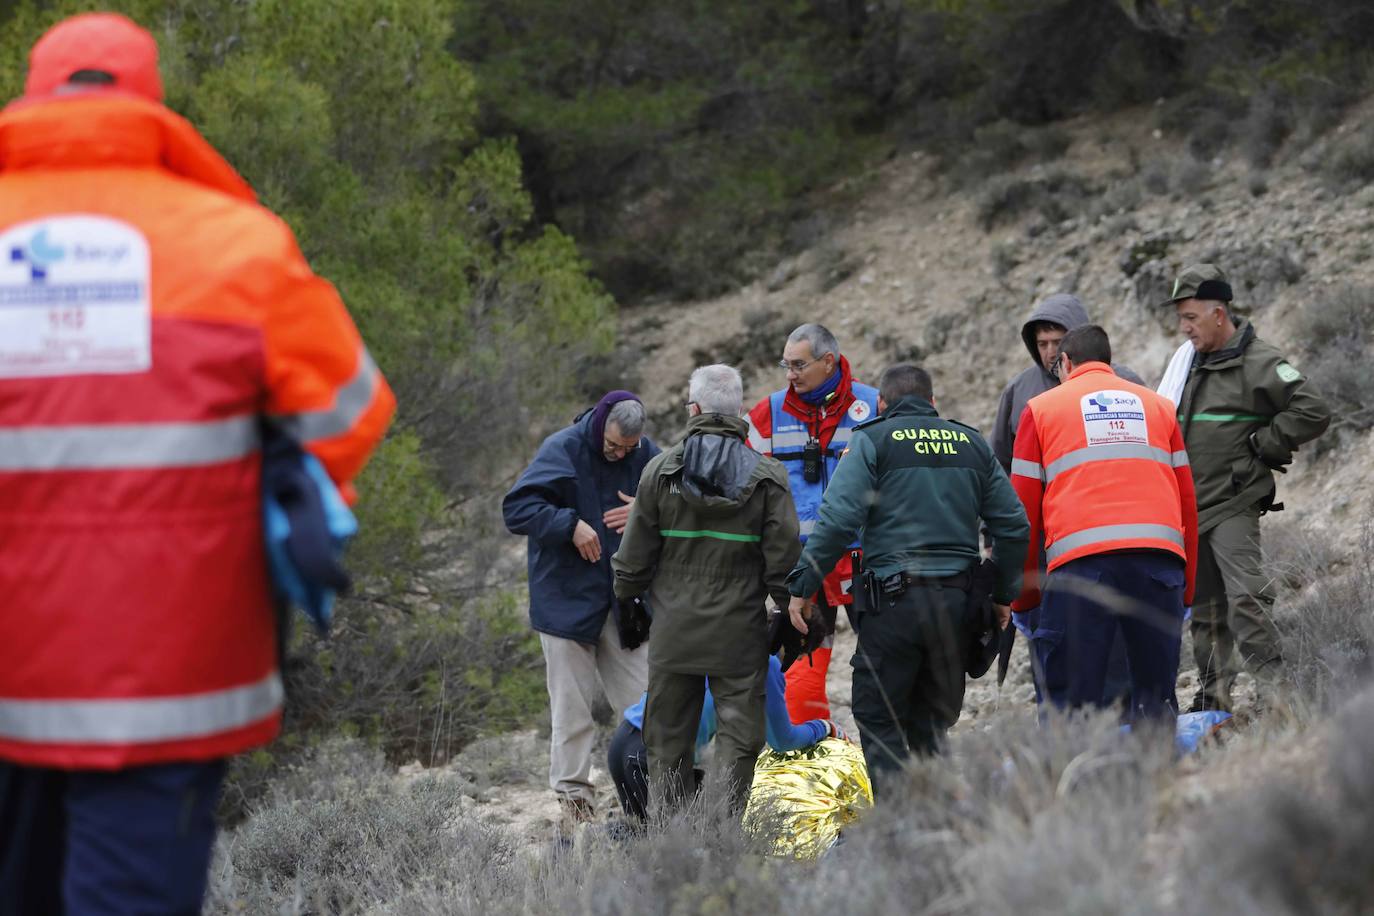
left=615, top=596, right=652, bottom=650
left=768, top=604, right=827, bottom=672
left=1248, top=429, right=1290, bottom=473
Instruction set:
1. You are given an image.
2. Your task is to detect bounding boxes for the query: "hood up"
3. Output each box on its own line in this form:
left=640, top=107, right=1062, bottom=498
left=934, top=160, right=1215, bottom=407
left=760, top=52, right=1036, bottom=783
left=1020, top=293, right=1090, bottom=367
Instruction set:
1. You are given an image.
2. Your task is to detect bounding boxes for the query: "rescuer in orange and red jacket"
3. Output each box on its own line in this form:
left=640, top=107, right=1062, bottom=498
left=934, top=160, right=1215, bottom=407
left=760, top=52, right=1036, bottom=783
left=1010, top=325, right=1196, bottom=722
left=745, top=323, right=879, bottom=724
left=0, top=14, right=394, bottom=912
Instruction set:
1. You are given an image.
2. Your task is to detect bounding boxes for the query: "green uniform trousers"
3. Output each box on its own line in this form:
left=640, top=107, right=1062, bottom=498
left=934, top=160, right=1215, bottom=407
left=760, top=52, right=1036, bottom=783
left=850, top=577, right=972, bottom=797
left=642, top=665, right=766, bottom=815
left=1191, top=509, right=1281, bottom=707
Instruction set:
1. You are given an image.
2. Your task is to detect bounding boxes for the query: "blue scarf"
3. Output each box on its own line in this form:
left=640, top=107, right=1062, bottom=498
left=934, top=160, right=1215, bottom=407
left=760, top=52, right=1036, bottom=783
left=798, top=367, right=842, bottom=406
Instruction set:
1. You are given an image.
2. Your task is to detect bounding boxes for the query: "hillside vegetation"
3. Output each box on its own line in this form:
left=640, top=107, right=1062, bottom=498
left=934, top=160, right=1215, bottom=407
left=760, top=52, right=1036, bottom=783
left=5, top=2, right=1374, bottom=896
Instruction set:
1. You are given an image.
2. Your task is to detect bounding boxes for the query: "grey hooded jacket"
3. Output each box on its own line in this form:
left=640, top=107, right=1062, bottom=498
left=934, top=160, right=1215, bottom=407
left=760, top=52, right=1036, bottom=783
left=988, top=294, right=1144, bottom=472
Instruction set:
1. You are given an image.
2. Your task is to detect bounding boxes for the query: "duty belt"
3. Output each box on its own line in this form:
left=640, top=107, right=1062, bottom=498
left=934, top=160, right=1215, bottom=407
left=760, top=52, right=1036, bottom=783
left=895, top=569, right=973, bottom=592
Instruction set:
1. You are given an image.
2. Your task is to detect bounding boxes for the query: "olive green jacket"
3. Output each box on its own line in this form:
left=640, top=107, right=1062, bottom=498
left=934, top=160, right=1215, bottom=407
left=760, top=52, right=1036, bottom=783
left=787, top=397, right=1030, bottom=605
left=611, top=413, right=801, bottom=677
left=1177, top=320, right=1331, bottom=533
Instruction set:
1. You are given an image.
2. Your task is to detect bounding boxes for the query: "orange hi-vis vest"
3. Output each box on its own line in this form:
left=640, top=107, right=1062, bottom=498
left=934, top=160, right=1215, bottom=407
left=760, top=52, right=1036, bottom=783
left=1009, top=362, right=1197, bottom=610
left=0, top=93, right=395, bottom=768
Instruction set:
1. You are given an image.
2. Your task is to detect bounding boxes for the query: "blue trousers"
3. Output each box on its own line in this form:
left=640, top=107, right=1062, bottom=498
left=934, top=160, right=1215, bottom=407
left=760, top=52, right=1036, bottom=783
left=1022, top=605, right=1133, bottom=708
left=0, top=760, right=225, bottom=916
left=1035, top=551, right=1186, bottom=721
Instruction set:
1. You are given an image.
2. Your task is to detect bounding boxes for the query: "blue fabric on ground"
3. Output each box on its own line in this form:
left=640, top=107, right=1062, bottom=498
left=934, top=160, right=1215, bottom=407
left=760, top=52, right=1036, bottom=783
left=622, top=656, right=826, bottom=752
left=1119, top=710, right=1233, bottom=753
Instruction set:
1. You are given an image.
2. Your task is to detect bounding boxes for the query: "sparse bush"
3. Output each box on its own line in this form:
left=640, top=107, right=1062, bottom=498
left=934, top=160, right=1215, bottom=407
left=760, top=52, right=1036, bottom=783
left=1322, top=122, right=1374, bottom=187
left=1272, top=524, right=1374, bottom=707
left=691, top=307, right=800, bottom=380
left=990, top=241, right=1020, bottom=279
left=1294, top=285, right=1374, bottom=433
left=1171, top=156, right=1211, bottom=197
left=976, top=169, right=1092, bottom=231
left=218, top=591, right=545, bottom=825
left=1181, top=688, right=1374, bottom=914
left=1091, top=177, right=1145, bottom=219
left=208, top=738, right=519, bottom=914
left=1141, top=160, right=1171, bottom=196
left=949, top=120, right=1072, bottom=184
left=211, top=706, right=1199, bottom=914
left=1238, top=90, right=1293, bottom=168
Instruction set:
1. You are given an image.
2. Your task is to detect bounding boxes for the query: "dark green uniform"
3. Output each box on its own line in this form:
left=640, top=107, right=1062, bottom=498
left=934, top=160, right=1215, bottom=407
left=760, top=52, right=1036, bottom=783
left=1177, top=320, right=1330, bottom=707
left=613, top=412, right=801, bottom=812
left=787, top=396, right=1029, bottom=792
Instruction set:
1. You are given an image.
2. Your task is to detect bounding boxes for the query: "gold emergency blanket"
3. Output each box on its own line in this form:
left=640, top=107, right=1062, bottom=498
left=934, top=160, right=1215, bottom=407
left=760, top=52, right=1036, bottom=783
left=743, top=737, right=873, bottom=859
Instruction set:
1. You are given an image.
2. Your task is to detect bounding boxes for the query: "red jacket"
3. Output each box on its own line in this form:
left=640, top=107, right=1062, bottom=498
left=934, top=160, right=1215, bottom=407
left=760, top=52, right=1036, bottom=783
left=0, top=93, right=394, bottom=768
left=1010, top=363, right=1197, bottom=610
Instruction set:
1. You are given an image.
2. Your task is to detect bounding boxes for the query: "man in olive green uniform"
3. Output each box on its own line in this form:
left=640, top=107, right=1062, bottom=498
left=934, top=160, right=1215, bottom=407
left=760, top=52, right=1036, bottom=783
left=1165, top=264, right=1331, bottom=711
left=612, top=364, right=801, bottom=814
left=786, top=365, right=1028, bottom=794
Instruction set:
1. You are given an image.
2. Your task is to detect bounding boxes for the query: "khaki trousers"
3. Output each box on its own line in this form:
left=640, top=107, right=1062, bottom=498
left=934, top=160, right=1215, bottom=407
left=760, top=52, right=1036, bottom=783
left=1190, top=510, right=1281, bottom=705
left=539, top=614, right=648, bottom=801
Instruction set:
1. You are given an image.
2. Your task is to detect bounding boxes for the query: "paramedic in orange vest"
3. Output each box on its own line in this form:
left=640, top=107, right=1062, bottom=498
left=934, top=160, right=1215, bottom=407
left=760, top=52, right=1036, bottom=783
left=1009, top=325, right=1197, bottom=721
left=745, top=323, right=879, bottom=723
left=0, top=14, right=394, bottom=914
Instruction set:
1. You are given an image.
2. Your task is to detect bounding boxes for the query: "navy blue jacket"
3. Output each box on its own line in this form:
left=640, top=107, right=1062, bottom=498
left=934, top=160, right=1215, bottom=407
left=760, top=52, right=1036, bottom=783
left=503, top=411, right=659, bottom=644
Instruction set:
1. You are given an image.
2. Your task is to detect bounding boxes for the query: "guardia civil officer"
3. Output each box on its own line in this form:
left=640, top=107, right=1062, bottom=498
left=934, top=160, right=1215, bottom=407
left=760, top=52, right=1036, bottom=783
left=786, top=365, right=1029, bottom=795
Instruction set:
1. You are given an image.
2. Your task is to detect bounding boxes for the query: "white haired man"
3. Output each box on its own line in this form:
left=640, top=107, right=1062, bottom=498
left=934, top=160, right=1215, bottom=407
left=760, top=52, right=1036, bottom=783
left=613, top=365, right=801, bottom=814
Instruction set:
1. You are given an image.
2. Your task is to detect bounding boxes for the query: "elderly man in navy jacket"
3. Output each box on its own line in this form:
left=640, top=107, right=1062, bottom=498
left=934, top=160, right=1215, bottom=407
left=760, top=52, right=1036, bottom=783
left=503, top=391, right=660, bottom=823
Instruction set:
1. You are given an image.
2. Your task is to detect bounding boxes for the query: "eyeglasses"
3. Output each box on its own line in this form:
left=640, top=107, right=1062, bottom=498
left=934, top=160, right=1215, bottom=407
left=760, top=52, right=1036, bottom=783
left=779, top=357, right=822, bottom=374
left=604, top=437, right=640, bottom=455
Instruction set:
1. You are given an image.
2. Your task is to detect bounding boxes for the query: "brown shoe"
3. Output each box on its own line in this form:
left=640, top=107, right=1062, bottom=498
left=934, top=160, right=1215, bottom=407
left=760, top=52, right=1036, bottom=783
left=557, top=795, right=596, bottom=826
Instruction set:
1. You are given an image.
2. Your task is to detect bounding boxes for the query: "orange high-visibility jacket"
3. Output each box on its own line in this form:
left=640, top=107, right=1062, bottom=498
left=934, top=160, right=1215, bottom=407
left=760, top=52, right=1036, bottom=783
left=1009, top=362, right=1197, bottom=611
left=0, top=93, right=395, bottom=768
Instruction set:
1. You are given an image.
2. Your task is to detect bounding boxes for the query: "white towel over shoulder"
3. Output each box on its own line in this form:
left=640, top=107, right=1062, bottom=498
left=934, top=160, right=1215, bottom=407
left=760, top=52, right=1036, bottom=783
left=1157, top=342, right=1195, bottom=407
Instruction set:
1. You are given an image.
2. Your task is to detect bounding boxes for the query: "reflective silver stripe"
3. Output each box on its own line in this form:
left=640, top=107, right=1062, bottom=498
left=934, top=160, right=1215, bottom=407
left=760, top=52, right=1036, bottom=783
left=0, top=672, right=283, bottom=744
left=1011, top=458, right=1044, bottom=481
left=0, top=416, right=257, bottom=471
left=799, top=519, right=816, bottom=536
left=746, top=421, right=770, bottom=453
left=830, top=427, right=854, bottom=447
left=771, top=431, right=811, bottom=450
left=1045, top=524, right=1184, bottom=563
left=1171, top=450, right=1190, bottom=467
left=274, top=348, right=381, bottom=443
left=1043, top=444, right=1173, bottom=483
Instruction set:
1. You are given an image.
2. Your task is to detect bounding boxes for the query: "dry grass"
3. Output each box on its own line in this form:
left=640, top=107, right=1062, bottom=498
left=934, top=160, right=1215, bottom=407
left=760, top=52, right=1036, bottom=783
left=208, top=523, right=1374, bottom=914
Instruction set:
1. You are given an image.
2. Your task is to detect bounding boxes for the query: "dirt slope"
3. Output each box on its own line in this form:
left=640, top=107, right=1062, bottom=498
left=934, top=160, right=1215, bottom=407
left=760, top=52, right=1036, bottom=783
left=627, top=103, right=1373, bottom=530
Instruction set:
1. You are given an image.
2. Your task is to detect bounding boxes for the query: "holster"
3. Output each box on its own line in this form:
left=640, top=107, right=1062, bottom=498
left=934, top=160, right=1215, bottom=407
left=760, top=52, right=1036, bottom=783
left=848, top=549, right=871, bottom=626
left=964, top=558, right=1000, bottom=678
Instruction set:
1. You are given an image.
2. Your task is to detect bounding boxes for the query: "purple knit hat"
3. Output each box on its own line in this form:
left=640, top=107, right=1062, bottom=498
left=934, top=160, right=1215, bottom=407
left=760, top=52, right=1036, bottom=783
left=589, top=389, right=642, bottom=452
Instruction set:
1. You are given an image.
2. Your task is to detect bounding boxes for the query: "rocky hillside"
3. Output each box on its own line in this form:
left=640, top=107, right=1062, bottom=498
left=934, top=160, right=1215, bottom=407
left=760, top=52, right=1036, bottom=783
left=626, top=101, right=1374, bottom=534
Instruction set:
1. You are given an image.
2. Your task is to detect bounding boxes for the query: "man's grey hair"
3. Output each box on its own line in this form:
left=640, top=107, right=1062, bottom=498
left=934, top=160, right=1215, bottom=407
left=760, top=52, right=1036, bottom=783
left=689, top=364, right=744, bottom=416
left=787, top=323, right=840, bottom=360
left=606, top=399, right=646, bottom=438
